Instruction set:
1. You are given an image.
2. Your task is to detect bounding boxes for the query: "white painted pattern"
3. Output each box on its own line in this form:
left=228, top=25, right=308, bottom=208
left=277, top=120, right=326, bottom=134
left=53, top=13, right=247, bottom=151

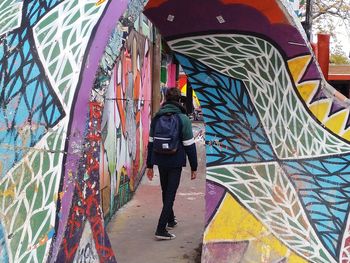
left=0, top=0, right=23, bottom=36
left=207, top=163, right=335, bottom=263
left=0, top=1, right=110, bottom=262
left=169, top=34, right=350, bottom=159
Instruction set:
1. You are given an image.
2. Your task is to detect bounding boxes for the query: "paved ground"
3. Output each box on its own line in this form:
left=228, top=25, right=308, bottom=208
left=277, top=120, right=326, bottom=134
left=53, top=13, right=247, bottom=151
left=107, top=123, right=206, bottom=263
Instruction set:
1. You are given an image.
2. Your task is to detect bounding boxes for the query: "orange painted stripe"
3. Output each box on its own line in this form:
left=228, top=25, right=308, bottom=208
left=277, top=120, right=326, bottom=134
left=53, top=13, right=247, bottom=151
left=328, top=74, right=350, bottom=81
left=178, top=75, right=187, bottom=88
left=134, top=72, right=141, bottom=100
left=116, top=83, right=126, bottom=135
left=144, top=0, right=168, bottom=9
left=145, top=0, right=288, bottom=24
left=220, top=0, right=288, bottom=24
left=95, top=0, right=106, bottom=6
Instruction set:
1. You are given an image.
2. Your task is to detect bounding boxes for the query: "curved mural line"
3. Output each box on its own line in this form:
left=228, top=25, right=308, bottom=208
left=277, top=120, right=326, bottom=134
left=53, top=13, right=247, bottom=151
left=2, top=0, right=350, bottom=262
left=144, top=0, right=350, bottom=262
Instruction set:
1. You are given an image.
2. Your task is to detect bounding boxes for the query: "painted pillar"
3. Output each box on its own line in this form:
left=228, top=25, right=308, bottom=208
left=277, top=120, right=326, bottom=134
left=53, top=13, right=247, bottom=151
left=167, top=63, right=177, bottom=87
left=186, top=81, right=194, bottom=114
left=317, top=33, right=330, bottom=80
left=311, top=42, right=318, bottom=59
left=152, top=29, right=162, bottom=114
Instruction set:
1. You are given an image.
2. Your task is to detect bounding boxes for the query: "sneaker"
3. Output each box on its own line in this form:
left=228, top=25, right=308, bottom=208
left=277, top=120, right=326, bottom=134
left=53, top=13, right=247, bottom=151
left=167, top=219, right=178, bottom=230
left=155, top=230, right=176, bottom=240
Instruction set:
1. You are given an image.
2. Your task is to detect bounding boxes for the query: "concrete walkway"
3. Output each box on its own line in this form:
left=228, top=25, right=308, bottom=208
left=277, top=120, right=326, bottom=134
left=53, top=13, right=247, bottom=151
left=107, top=123, right=206, bottom=263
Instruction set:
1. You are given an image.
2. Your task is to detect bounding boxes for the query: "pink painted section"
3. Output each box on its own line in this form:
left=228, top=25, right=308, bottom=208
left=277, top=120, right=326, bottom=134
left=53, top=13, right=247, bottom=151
left=202, top=241, right=249, bottom=263
left=167, top=63, right=176, bottom=87
left=141, top=42, right=152, bottom=154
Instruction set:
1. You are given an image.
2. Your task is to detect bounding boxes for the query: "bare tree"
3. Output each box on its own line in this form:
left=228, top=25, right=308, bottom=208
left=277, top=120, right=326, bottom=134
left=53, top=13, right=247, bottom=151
left=312, top=0, right=350, bottom=22
left=300, top=0, right=350, bottom=61
left=301, top=0, right=350, bottom=34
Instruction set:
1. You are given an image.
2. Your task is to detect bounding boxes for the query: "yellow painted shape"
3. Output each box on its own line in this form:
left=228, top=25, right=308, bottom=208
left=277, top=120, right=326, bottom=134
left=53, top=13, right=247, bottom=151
left=0, top=183, right=16, bottom=198
left=325, top=110, right=348, bottom=134
left=181, top=84, right=201, bottom=107
left=180, top=84, right=187, bottom=96
left=2, top=188, right=15, bottom=198
left=204, top=194, right=265, bottom=242
left=297, top=81, right=318, bottom=103
left=96, top=0, right=106, bottom=6
left=59, top=191, right=65, bottom=200
left=309, top=101, right=331, bottom=122
left=287, top=55, right=311, bottom=83
left=204, top=193, right=307, bottom=262
left=289, top=253, right=308, bottom=262
left=342, top=129, right=350, bottom=142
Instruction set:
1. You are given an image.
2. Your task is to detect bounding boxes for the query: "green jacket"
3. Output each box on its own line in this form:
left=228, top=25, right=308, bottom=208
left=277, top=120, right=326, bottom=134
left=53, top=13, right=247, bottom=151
left=146, top=102, right=198, bottom=170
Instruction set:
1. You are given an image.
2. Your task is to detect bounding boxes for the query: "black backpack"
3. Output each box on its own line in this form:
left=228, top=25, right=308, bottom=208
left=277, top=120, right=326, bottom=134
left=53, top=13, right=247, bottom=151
left=153, top=113, right=181, bottom=154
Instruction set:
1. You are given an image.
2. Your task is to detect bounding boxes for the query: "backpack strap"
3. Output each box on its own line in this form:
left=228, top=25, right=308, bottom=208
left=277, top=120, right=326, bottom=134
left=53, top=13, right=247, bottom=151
left=165, top=113, right=183, bottom=141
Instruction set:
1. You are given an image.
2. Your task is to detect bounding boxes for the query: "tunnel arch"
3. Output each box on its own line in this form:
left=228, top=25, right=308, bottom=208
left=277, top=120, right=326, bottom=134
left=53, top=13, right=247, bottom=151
left=1, top=0, right=350, bottom=262
left=143, top=1, right=350, bottom=262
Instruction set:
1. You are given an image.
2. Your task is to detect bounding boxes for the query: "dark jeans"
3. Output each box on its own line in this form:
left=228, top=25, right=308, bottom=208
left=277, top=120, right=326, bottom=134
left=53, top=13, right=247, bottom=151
left=156, top=166, right=182, bottom=233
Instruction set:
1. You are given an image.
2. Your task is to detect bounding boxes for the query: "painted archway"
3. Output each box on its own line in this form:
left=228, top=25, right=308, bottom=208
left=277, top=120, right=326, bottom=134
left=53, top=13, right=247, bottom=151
left=144, top=0, right=350, bottom=262
left=1, top=0, right=350, bottom=262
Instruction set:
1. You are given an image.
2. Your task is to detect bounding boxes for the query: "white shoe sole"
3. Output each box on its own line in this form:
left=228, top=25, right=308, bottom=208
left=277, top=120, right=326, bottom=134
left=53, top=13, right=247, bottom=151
left=155, top=234, right=176, bottom=240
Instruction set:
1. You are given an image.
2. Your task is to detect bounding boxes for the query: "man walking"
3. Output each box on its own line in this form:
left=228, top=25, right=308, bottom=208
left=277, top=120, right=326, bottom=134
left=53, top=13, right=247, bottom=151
left=146, top=87, right=198, bottom=240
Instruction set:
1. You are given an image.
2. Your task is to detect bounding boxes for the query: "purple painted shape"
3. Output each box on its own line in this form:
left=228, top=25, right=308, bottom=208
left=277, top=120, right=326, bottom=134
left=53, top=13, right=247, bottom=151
left=330, top=101, right=350, bottom=130
left=50, top=0, right=129, bottom=261
left=330, top=102, right=346, bottom=116
left=205, top=181, right=226, bottom=225
left=310, top=88, right=328, bottom=104
left=143, top=1, right=309, bottom=58
left=202, top=241, right=249, bottom=263
left=300, top=61, right=321, bottom=82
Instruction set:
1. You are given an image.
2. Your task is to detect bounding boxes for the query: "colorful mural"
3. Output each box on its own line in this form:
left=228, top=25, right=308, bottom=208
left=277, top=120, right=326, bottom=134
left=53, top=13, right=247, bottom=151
left=99, top=27, right=152, bottom=219
left=178, top=74, right=200, bottom=109
left=144, top=0, right=350, bottom=262
left=4, top=0, right=348, bottom=262
left=0, top=0, right=150, bottom=262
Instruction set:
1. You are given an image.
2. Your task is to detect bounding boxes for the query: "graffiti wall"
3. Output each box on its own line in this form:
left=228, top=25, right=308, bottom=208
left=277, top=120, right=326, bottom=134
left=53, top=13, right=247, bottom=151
left=144, top=0, right=350, bottom=262
left=99, top=27, right=152, bottom=220
left=3, top=0, right=341, bottom=262
left=0, top=0, right=151, bottom=262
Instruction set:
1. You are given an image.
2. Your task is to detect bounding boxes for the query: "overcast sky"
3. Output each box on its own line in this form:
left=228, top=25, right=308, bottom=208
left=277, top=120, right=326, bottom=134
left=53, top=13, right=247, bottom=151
left=316, top=18, right=350, bottom=56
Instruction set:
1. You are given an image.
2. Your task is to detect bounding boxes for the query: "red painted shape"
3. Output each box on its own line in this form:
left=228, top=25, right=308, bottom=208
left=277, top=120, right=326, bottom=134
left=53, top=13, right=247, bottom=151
left=317, top=33, right=330, bottom=80
left=178, top=74, right=187, bottom=89
left=220, top=0, right=288, bottom=24
left=144, top=0, right=168, bottom=9
left=58, top=101, right=116, bottom=262
left=311, top=43, right=318, bottom=59
left=342, top=235, right=350, bottom=262
left=145, top=0, right=288, bottom=24
left=328, top=75, right=350, bottom=81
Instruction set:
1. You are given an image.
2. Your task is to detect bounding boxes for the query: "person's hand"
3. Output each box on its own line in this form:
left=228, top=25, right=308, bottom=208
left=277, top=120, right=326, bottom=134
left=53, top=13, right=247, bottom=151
left=147, top=168, right=154, bottom=181
left=191, top=171, right=197, bottom=180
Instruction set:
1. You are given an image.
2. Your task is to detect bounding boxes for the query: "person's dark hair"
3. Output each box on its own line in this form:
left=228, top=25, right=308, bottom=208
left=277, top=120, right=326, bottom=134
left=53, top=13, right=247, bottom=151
left=165, top=88, right=181, bottom=102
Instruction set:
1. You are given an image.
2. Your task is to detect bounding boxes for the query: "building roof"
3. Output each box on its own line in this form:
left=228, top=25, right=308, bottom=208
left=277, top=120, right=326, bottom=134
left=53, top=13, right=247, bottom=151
left=329, top=64, right=350, bottom=81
